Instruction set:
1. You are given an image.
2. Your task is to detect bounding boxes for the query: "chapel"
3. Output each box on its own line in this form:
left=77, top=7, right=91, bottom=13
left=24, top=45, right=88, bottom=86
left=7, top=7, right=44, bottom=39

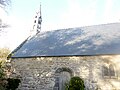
left=8, top=5, right=120, bottom=90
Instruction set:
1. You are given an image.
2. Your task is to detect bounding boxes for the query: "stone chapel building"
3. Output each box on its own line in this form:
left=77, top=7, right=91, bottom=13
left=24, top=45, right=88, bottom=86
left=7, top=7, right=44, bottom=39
left=8, top=6, right=120, bottom=90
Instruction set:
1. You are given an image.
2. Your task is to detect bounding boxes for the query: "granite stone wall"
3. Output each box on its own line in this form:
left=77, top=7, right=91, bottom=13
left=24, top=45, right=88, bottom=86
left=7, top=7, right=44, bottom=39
left=10, top=55, right=120, bottom=90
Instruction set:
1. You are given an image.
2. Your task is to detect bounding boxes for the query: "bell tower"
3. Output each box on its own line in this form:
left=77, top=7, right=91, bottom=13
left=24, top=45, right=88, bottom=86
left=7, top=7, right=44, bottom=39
left=36, top=4, right=42, bottom=33
left=32, top=3, right=42, bottom=35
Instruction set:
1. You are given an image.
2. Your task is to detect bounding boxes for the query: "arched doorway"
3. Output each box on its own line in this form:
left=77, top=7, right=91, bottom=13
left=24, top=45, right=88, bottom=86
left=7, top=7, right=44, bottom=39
left=54, top=67, right=73, bottom=90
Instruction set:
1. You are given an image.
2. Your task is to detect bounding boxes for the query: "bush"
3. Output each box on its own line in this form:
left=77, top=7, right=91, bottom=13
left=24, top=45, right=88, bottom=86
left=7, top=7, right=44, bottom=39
left=0, top=48, right=11, bottom=79
left=0, top=78, right=21, bottom=90
left=0, top=78, right=7, bottom=90
left=0, top=48, right=21, bottom=90
left=66, top=76, right=85, bottom=90
left=6, top=78, right=21, bottom=90
left=0, top=61, right=6, bottom=79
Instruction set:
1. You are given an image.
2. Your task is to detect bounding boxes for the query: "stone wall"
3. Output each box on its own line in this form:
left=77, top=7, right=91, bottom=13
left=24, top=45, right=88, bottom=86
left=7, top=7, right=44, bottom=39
left=10, top=55, right=120, bottom=90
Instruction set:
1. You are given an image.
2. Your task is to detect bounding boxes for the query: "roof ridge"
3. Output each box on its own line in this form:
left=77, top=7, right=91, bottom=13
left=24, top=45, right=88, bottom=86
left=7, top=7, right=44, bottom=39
left=40, top=22, right=120, bottom=34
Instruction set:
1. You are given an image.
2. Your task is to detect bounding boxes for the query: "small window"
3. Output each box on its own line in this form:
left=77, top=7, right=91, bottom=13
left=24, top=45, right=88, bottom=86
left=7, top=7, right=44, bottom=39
left=109, top=64, right=115, bottom=78
left=38, top=16, right=42, bottom=24
left=34, top=20, right=36, bottom=23
left=37, top=25, right=40, bottom=29
left=103, top=64, right=116, bottom=79
left=38, top=20, right=42, bottom=24
left=103, top=66, right=109, bottom=76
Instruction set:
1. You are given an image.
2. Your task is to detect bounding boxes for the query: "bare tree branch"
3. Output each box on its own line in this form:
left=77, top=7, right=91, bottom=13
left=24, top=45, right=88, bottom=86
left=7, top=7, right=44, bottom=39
left=0, top=0, right=11, bottom=33
left=0, top=19, right=10, bottom=34
left=0, top=0, right=11, bottom=7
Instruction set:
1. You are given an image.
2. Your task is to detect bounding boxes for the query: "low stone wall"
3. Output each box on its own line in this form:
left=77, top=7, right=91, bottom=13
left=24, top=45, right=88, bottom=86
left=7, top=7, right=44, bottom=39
left=10, top=55, right=120, bottom=90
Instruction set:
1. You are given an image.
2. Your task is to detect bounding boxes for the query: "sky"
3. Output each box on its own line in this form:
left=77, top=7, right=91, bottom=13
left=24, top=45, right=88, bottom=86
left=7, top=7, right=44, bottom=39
left=0, top=0, right=120, bottom=50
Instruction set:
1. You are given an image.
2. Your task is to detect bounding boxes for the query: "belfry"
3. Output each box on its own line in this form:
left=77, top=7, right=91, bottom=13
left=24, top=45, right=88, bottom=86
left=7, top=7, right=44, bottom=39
left=32, top=3, right=42, bottom=35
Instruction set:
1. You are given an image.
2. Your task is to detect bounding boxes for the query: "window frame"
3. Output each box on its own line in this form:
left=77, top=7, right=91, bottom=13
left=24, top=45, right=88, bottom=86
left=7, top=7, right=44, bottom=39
left=102, top=64, right=116, bottom=79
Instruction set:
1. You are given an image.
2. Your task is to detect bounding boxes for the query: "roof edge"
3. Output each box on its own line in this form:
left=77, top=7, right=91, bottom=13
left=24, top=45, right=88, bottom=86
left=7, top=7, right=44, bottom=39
left=11, top=54, right=120, bottom=59
left=7, top=36, right=31, bottom=59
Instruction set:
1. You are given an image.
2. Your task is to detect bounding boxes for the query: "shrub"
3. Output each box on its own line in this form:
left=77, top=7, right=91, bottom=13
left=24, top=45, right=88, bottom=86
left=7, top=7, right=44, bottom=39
left=66, top=76, right=85, bottom=90
left=0, top=62, right=5, bottom=79
left=0, top=48, right=10, bottom=90
left=6, top=78, right=21, bottom=90
left=0, top=78, right=7, bottom=90
left=0, top=48, right=11, bottom=79
left=0, top=78, right=21, bottom=90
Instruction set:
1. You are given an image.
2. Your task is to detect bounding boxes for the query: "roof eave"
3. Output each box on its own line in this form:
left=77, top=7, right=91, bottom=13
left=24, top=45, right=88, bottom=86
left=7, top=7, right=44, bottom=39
left=11, top=54, right=120, bottom=59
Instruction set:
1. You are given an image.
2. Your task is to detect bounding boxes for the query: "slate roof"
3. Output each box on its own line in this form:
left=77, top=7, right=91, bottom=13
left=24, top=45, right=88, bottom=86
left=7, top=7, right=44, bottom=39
left=11, top=23, right=120, bottom=57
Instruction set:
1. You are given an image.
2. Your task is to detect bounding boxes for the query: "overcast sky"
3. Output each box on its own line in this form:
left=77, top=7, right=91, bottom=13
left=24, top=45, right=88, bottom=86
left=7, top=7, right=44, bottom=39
left=0, top=0, right=120, bottom=50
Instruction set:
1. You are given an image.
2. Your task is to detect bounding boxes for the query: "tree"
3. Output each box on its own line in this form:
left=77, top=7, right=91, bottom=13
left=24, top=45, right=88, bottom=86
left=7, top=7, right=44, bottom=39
left=0, top=0, right=11, bottom=33
left=0, top=48, right=21, bottom=90
left=0, top=0, right=11, bottom=8
left=0, top=19, right=10, bottom=33
left=0, top=48, right=10, bottom=59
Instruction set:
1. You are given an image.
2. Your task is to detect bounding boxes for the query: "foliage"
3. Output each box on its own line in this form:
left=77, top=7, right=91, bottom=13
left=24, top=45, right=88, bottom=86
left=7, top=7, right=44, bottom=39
left=0, top=48, right=11, bottom=90
left=0, top=48, right=10, bottom=58
left=65, top=76, right=85, bottom=90
left=0, top=62, right=6, bottom=90
left=0, top=78, right=21, bottom=90
left=0, top=48, right=10, bottom=70
left=6, top=78, right=21, bottom=90
left=0, top=78, right=7, bottom=90
left=0, top=62, right=5, bottom=79
left=0, top=48, right=10, bottom=79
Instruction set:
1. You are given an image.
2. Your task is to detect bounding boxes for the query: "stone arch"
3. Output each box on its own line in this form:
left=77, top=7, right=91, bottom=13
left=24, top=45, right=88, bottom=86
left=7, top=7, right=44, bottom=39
left=55, top=67, right=73, bottom=76
left=102, top=64, right=116, bottom=78
left=54, top=67, right=73, bottom=90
